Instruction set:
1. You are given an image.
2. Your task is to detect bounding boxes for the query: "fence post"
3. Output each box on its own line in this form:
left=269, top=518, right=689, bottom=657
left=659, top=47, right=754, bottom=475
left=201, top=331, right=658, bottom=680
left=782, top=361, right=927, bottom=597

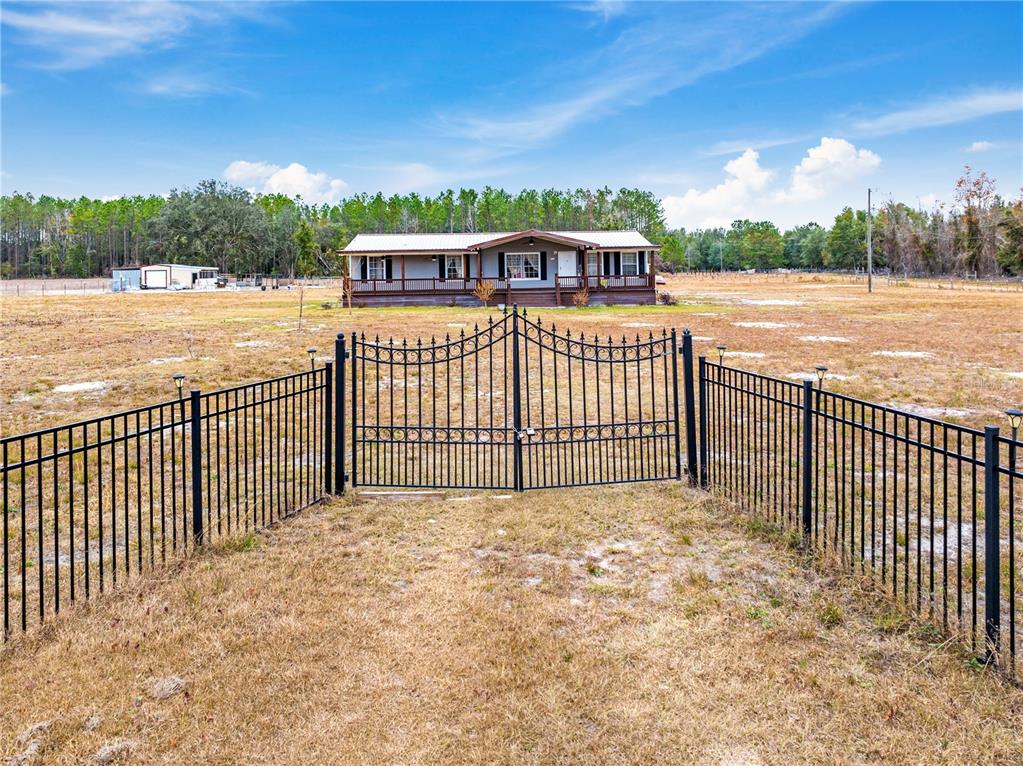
left=698, top=355, right=708, bottom=488
left=189, top=389, right=204, bottom=545
left=670, top=328, right=682, bottom=480
left=335, top=333, right=346, bottom=495
left=680, top=329, right=698, bottom=485
left=511, top=305, right=524, bottom=492
left=801, top=379, right=814, bottom=544
left=984, top=425, right=1001, bottom=662
left=324, top=360, right=333, bottom=496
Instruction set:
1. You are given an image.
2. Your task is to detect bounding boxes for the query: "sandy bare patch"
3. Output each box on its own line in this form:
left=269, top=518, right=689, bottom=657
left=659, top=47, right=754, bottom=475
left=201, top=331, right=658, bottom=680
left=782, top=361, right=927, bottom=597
left=798, top=335, right=850, bottom=343
left=992, top=369, right=1023, bottom=379
left=734, top=322, right=789, bottom=329
left=888, top=402, right=974, bottom=419
left=725, top=351, right=766, bottom=359
left=872, top=350, right=934, bottom=359
left=739, top=298, right=803, bottom=306
left=53, top=381, right=107, bottom=394
left=786, top=372, right=857, bottom=382
left=234, top=340, right=272, bottom=348
left=149, top=357, right=186, bottom=365
left=622, top=322, right=656, bottom=328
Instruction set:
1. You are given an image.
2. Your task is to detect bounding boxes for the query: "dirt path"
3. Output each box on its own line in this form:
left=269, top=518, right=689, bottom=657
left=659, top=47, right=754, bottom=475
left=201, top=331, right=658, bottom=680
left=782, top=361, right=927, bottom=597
left=2, top=483, right=1022, bottom=765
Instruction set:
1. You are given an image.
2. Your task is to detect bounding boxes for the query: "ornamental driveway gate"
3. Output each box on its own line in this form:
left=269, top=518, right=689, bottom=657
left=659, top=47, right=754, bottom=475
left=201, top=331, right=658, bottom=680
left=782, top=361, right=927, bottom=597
left=344, top=307, right=695, bottom=492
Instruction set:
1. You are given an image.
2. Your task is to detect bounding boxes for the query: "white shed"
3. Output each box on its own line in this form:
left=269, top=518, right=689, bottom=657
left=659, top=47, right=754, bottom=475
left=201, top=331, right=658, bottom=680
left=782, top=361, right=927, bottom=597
left=141, top=264, right=220, bottom=290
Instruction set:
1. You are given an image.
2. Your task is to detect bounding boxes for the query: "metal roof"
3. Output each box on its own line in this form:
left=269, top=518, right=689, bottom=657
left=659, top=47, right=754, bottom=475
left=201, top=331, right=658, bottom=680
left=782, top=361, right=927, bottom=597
left=343, top=230, right=656, bottom=253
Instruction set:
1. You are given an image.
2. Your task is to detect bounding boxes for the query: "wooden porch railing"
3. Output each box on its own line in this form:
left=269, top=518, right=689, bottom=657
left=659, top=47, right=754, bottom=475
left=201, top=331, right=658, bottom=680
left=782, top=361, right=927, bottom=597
left=349, top=274, right=654, bottom=295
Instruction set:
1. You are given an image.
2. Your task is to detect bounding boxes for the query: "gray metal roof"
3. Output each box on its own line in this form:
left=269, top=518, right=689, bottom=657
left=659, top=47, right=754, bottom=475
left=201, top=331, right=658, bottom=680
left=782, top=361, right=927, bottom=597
left=343, top=230, right=655, bottom=253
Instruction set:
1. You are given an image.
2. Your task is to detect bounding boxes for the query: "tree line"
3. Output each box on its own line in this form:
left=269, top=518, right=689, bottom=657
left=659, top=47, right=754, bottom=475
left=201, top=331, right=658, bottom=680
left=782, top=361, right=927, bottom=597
left=1, top=169, right=1020, bottom=279
left=660, top=169, right=1022, bottom=276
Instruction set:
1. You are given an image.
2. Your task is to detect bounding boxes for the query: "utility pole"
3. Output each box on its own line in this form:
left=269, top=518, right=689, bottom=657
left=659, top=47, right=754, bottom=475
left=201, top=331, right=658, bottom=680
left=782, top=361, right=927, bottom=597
left=867, top=188, right=873, bottom=293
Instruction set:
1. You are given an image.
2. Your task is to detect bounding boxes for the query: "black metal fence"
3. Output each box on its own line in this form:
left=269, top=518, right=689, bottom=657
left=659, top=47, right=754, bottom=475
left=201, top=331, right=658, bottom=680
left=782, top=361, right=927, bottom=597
left=699, top=359, right=1023, bottom=678
left=2, top=366, right=331, bottom=640
left=3, top=317, right=1021, bottom=681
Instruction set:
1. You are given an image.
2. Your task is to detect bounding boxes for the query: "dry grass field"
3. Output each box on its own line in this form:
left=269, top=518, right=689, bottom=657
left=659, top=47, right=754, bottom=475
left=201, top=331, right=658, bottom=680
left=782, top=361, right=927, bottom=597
left=2, top=274, right=1022, bottom=764
left=3, top=484, right=1023, bottom=765
left=1, top=273, right=1020, bottom=438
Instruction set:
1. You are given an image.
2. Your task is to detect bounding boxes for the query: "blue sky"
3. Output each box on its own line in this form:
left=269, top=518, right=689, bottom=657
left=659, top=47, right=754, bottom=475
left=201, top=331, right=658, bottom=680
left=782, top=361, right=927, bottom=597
left=1, top=1, right=1020, bottom=229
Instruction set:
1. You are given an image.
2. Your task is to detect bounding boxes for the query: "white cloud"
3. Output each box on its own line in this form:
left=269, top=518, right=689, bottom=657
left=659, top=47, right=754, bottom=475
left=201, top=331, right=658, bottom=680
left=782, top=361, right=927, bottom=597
left=966, top=140, right=996, bottom=153
left=774, top=137, right=880, bottom=203
left=569, top=1, right=628, bottom=22
left=852, top=88, right=1023, bottom=136
left=223, top=161, right=348, bottom=204
left=663, top=138, right=882, bottom=230
left=0, top=1, right=264, bottom=69
left=661, top=149, right=774, bottom=230
left=438, top=3, right=845, bottom=152
left=142, top=71, right=247, bottom=99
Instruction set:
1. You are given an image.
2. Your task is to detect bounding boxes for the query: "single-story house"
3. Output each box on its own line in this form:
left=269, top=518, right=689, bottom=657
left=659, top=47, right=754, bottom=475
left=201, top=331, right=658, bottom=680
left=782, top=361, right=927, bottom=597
left=341, top=229, right=658, bottom=306
left=141, top=264, right=220, bottom=290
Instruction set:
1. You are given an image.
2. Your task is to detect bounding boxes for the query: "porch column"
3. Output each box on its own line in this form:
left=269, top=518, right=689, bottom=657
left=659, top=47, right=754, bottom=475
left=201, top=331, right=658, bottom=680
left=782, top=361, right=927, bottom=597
left=476, top=251, right=483, bottom=281
left=401, top=254, right=406, bottom=282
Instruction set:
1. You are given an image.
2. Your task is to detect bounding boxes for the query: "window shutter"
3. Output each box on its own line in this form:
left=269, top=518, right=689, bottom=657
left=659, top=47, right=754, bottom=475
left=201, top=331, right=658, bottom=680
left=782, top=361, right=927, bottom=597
left=614, top=252, right=622, bottom=276
left=603, top=252, right=611, bottom=275
left=498, top=252, right=505, bottom=278
left=540, top=251, right=547, bottom=280
left=359, top=257, right=367, bottom=280
left=438, top=255, right=445, bottom=280
left=638, top=251, right=647, bottom=274
left=385, top=256, right=393, bottom=280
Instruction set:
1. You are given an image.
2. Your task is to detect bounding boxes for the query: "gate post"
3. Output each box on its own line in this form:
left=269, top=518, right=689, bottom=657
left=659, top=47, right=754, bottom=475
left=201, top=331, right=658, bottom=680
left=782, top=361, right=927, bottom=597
left=324, top=360, right=333, bottom=495
left=801, top=379, right=814, bottom=544
left=670, top=328, right=682, bottom=480
left=511, top=305, right=524, bottom=492
left=698, top=355, right=708, bottom=488
left=189, top=389, right=204, bottom=545
left=350, top=332, right=358, bottom=489
left=334, top=333, right=346, bottom=495
left=983, top=425, right=1001, bottom=663
left=680, top=329, right=698, bottom=485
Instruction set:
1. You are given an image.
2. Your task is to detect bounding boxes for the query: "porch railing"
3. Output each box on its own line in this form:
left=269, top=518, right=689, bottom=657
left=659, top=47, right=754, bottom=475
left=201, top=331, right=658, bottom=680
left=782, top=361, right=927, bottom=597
left=349, top=274, right=654, bottom=294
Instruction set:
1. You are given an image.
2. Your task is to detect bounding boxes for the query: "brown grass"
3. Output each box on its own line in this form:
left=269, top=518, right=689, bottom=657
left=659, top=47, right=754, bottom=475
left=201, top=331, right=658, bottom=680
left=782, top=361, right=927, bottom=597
left=2, top=483, right=1021, bottom=764
left=2, top=275, right=1022, bottom=763
left=1, top=273, right=1020, bottom=437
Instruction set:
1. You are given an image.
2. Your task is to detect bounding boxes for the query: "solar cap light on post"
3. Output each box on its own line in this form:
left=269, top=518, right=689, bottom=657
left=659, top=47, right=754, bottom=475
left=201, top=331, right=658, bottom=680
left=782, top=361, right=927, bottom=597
left=815, top=365, right=828, bottom=390
left=1008, top=408, right=1022, bottom=436
left=173, top=373, right=186, bottom=399
left=308, top=348, right=317, bottom=370
left=716, top=345, right=726, bottom=365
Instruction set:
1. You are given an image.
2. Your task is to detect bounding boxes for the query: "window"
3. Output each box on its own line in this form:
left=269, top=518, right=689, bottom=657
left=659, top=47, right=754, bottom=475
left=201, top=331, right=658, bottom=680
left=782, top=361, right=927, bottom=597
left=586, top=252, right=599, bottom=276
left=505, top=252, right=540, bottom=280
left=445, top=255, right=463, bottom=279
left=366, top=256, right=386, bottom=280
left=622, top=252, right=639, bottom=276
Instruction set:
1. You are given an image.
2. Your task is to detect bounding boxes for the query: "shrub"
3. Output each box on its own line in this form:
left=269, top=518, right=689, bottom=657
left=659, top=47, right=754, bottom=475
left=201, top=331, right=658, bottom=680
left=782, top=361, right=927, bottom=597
left=474, top=279, right=496, bottom=307
left=657, top=291, right=678, bottom=305
left=572, top=286, right=590, bottom=307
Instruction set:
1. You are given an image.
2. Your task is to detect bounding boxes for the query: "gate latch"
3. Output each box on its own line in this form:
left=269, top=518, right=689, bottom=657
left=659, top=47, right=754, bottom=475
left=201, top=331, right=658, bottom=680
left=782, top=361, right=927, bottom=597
left=516, top=427, right=535, bottom=440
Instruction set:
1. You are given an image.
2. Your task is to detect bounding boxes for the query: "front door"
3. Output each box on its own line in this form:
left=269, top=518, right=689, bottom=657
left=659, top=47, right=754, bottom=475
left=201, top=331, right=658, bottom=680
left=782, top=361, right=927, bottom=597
left=557, top=251, right=576, bottom=277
